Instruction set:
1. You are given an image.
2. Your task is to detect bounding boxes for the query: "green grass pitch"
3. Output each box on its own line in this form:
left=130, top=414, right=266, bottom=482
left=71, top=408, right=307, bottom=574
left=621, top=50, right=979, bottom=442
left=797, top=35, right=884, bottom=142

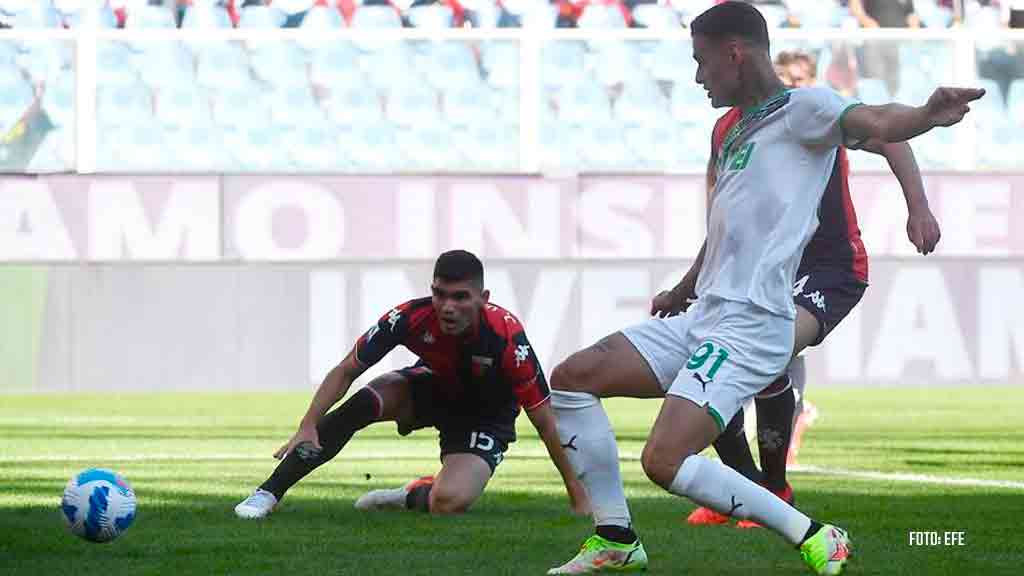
left=2, top=387, right=1022, bottom=575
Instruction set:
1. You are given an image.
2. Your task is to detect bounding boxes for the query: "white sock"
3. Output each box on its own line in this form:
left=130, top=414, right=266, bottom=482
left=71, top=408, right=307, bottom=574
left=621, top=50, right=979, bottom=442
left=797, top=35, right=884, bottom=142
left=790, top=355, right=807, bottom=417
left=670, top=454, right=811, bottom=545
left=551, top=389, right=631, bottom=528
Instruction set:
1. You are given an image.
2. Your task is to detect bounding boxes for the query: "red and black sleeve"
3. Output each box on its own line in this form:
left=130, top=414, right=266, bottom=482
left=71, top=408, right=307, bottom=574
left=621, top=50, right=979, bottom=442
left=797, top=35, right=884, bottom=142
left=501, top=327, right=550, bottom=411
left=354, top=301, right=414, bottom=368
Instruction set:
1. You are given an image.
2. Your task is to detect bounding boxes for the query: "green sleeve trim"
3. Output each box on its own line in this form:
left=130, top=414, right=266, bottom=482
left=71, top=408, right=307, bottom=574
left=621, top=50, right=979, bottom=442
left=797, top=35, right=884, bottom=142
left=838, top=102, right=864, bottom=145
left=707, top=405, right=726, bottom=434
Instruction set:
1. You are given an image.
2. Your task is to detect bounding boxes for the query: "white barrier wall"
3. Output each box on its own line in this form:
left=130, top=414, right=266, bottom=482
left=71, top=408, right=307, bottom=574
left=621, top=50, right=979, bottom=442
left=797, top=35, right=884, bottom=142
left=1, top=174, right=1022, bottom=391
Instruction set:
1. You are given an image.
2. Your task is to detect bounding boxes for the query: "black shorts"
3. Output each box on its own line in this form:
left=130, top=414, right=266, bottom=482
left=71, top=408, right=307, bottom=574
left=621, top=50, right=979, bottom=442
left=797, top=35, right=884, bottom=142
left=394, top=365, right=510, bottom=473
left=792, top=266, right=868, bottom=346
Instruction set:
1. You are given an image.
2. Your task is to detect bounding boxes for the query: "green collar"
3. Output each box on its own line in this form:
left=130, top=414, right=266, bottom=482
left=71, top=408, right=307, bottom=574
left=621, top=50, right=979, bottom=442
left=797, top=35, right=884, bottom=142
left=743, top=88, right=791, bottom=116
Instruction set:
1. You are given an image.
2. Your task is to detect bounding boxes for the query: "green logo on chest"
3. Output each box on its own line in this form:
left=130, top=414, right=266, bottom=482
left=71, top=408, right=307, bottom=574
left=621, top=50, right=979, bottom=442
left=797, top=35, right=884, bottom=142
left=727, top=142, right=756, bottom=171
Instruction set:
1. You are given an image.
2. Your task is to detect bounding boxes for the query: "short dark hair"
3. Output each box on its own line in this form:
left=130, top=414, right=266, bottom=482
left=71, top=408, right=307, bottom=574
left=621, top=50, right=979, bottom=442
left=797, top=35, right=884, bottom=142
left=690, top=1, right=770, bottom=48
left=433, top=250, right=484, bottom=290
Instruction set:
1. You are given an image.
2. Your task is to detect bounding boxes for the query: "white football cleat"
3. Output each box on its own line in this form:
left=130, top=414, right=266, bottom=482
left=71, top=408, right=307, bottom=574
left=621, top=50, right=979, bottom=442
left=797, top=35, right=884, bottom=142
left=354, top=476, right=433, bottom=511
left=234, top=489, right=278, bottom=519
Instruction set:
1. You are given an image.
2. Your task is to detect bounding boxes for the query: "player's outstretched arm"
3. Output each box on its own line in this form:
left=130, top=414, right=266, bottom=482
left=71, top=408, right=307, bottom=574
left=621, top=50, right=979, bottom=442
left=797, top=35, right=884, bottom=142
left=273, top=349, right=366, bottom=460
left=856, top=140, right=941, bottom=254
left=526, top=400, right=591, bottom=515
left=842, top=87, right=986, bottom=145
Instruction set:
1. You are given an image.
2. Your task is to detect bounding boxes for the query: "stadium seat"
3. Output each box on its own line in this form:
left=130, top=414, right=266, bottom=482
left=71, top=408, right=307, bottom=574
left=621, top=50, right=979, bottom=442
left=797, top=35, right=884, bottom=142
left=975, top=78, right=1003, bottom=109
left=443, top=83, right=495, bottom=127
left=480, top=41, right=519, bottom=88
left=425, top=42, right=481, bottom=91
left=274, top=0, right=315, bottom=20
left=97, top=83, right=153, bottom=127
left=18, top=41, right=71, bottom=85
left=542, top=41, right=588, bottom=89
left=347, top=121, right=399, bottom=170
left=96, top=42, right=141, bottom=89
left=298, top=4, right=346, bottom=49
left=12, top=0, right=62, bottom=27
left=592, top=40, right=643, bottom=86
left=309, top=42, right=362, bottom=89
left=0, top=77, right=34, bottom=136
left=222, top=124, right=294, bottom=171
left=624, top=120, right=678, bottom=170
left=155, top=84, right=213, bottom=129
left=1007, top=79, right=1024, bottom=125
left=364, top=42, right=416, bottom=91
left=195, top=41, right=253, bottom=91
left=238, top=5, right=286, bottom=27
left=581, top=121, right=631, bottom=170
left=211, top=87, right=272, bottom=129
left=516, top=1, right=557, bottom=28
left=139, top=42, right=196, bottom=90
left=124, top=4, right=176, bottom=28
left=396, top=124, right=457, bottom=170
left=63, top=2, right=118, bottom=28
left=286, top=122, right=341, bottom=170
left=350, top=4, right=402, bottom=28
left=914, top=0, right=952, bottom=28
left=577, top=3, right=627, bottom=29
left=651, top=40, right=696, bottom=84
left=615, top=75, right=668, bottom=127
left=268, top=85, right=325, bottom=126
left=163, top=120, right=230, bottom=171
left=631, top=4, right=679, bottom=29
left=557, top=78, right=612, bottom=125
left=408, top=4, right=454, bottom=28
left=387, top=78, right=441, bottom=127
left=323, top=81, right=384, bottom=124
left=453, top=123, right=518, bottom=169
left=42, top=70, right=74, bottom=127
left=249, top=42, right=310, bottom=88
left=181, top=1, right=233, bottom=28
left=462, top=0, right=502, bottom=28
left=25, top=128, right=72, bottom=172
left=99, top=121, right=169, bottom=171
left=670, top=81, right=707, bottom=124
left=856, top=78, right=890, bottom=105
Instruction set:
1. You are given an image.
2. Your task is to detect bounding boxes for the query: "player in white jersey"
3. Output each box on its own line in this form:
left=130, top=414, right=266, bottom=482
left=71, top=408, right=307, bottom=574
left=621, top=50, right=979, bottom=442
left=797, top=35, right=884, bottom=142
left=546, top=2, right=984, bottom=574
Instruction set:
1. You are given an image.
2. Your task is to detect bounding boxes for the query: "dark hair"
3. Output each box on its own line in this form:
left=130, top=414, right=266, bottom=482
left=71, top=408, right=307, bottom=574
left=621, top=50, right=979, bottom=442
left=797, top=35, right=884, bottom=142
left=690, top=1, right=770, bottom=48
left=433, top=250, right=484, bottom=290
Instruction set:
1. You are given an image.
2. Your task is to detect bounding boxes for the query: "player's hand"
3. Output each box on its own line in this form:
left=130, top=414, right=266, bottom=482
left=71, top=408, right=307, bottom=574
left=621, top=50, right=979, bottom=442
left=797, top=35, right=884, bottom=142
left=924, top=87, right=986, bottom=128
left=274, top=425, right=322, bottom=460
left=906, top=206, right=941, bottom=255
left=566, top=478, right=592, bottom=516
left=651, top=289, right=688, bottom=317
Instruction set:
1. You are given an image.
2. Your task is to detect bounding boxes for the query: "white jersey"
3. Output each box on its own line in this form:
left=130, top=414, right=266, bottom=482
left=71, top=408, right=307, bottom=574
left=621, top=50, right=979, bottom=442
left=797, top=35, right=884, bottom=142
left=696, top=87, right=860, bottom=319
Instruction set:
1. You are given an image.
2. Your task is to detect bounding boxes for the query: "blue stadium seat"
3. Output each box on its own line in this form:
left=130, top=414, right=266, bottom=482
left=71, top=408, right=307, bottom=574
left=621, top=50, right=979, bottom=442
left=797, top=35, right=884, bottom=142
left=624, top=120, right=678, bottom=170
left=97, top=83, right=153, bottom=127
left=975, top=78, right=1004, bottom=109
left=156, top=85, right=213, bottom=129
left=670, top=81, right=708, bottom=124
left=578, top=4, right=627, bottom=29
left=125, top=5, right=177, bottom=28
left=299, top=4, right=345, bottom=34
left=12, top=1, right=62, bottom=27
left=856, top=78, right=891, bottom=105
left=286, top=123, right=341, bottom=170
left=96, top=42, right=141, bottom=89
left=323, top=81, right=383, bottom=124
left=397, top=124, right=457, bottom=170
left=364, top=42, right=417, bottom=91
left=542, top=41, right=588, bottom=89
left=481, top=41, right=519, bottom=88
left=42, top=71, right=74, bottom=127
left=443, top=83, right=495, bottom=127
left=1006, top=79, right=1024, bottom=125
left=351, top=4, right=403, bottom=49
left=631, top=4, right=680, bottom=29
left=238, top=5, right=286, bottom=28
left=426, top=42, right=481, bottom=91
left=64, top=2, right=118, bottom=28
left=408, top=4, right=454, bottom=28
left=19, top=41, right=71, bottom=85
left=211, top=87, right=271, bottom=129
left=454, top=123, right=519, bottom=169
left=615, top=75, right=668, bottom=127
left=592, top=40, right=643, bottom=86
left=250, top=42, right=310, bottom=88
left=140, top=43, right=196, bottom=90
left=518, top=2, right=558, bottom=29
left=222, top=124, right=295, bottom=171
left=310, top=42, right=362, bottom=89
left=651, top=40, right=696, bottom=84
left=268, top=85, right=324, bottom=126
left=195, top=42, right=253, bottom=91
left=181, top=2, right=233, bottom=28
left=387, top=78, right=441, bottom=127
left=0, top=76, right=34, bottom=135
left=163, top=121, right=229, bottom=171
left=558, top=78, right=612, bottom=125
left=348, top=121, right=400, bottom=170
left=581, top=121, right=632, bottom=170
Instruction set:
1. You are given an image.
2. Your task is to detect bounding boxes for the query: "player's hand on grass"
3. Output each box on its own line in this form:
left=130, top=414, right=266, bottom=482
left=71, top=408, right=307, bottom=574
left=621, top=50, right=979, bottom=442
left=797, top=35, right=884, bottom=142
left=651, top=289, right=688, bottom=317
left=274, top=425, right=323, bottom=460
left=906, top=205, right=941, bottom=255
left=924, top=87, right=986, bottom=128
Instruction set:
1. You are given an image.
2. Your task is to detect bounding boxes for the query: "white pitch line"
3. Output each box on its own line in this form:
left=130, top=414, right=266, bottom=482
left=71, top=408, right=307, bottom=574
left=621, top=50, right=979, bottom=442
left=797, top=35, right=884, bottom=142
left=3, top=452, right=1022, bottom=490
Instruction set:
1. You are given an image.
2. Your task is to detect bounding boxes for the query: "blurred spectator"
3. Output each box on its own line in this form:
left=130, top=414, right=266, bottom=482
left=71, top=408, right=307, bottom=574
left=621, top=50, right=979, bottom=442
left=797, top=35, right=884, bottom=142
left=774, top=50, right=816, bottom=86
left=972, top=0, right=1024, bottom=101
left=848, top=0, right=920, bottom=95
left=824, top=43, right=861, bottom=97
left=1005, top=0, right=1024, bottom=26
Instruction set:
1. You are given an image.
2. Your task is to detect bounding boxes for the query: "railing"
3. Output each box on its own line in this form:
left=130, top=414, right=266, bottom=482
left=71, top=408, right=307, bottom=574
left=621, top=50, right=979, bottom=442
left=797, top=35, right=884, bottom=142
left=1, top=28, right=1022, bottom=174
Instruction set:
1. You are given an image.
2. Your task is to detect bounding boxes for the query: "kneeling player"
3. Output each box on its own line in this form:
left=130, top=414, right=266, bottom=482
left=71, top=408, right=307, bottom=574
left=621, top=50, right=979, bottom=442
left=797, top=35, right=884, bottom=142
left=235, top=250, right=584, bottom=518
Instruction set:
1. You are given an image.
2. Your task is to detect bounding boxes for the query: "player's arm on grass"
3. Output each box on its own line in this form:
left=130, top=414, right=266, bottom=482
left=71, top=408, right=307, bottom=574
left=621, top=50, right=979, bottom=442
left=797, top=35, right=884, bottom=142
left=525, top=400, right=591, bottom=515
left=856, top=139, right=941, bottom=254
left=840, top=86, right=985, bottom=144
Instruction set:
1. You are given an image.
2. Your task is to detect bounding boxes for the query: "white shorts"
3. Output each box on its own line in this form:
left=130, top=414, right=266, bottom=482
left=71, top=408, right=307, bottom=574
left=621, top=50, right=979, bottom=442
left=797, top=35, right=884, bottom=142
left=621, top=296, right=794, bottom=431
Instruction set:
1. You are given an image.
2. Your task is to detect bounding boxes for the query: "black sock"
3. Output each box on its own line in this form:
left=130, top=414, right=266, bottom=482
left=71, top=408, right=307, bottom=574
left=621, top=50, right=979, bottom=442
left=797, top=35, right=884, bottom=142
left=712, top=409, right=763, bottom=484
left=260, top=387, right=381, bottom=500
left=755, top=383, right=795, bottom=494
left=405, top=484, right=432, bottom=512
left=800, top=520, right=824, bottom=546
left=596, top=524, right=637, bottom=544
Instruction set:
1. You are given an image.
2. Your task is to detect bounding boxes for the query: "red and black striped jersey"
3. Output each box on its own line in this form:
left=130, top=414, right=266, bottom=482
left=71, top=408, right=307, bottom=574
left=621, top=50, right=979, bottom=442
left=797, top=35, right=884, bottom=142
left=355, top=297, right=550, bottom=424
left=712, top=108, right=869, bottom=282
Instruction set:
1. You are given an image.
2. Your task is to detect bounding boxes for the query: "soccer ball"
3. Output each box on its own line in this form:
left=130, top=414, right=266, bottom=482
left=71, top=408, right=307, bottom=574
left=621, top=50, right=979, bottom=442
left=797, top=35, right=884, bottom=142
left=60, top=468, right=137, bottom=543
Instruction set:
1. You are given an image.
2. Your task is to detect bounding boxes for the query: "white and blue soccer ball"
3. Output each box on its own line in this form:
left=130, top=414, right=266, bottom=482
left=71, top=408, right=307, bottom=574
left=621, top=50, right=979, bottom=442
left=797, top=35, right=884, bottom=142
left=61, top=468, right=137, bottom=543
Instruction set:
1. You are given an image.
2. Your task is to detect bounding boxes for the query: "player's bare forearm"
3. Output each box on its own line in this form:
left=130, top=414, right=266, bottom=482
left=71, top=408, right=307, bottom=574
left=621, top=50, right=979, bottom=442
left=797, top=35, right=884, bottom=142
left=527, top=401, right=576, bottom=485
left=299, top=350, right=363, bottom=429
left=843, top=87, right=985, bottom=144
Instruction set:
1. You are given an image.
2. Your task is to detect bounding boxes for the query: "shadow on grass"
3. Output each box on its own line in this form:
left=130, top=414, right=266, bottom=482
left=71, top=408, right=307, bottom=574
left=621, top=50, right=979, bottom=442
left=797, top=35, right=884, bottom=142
left=1, top=477, right=1022, bottom=576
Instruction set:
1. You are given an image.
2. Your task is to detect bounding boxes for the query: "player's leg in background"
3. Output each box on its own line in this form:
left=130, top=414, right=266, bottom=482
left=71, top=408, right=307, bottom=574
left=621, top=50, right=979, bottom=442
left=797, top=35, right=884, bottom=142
left=258, top=372, right=414, bottom=502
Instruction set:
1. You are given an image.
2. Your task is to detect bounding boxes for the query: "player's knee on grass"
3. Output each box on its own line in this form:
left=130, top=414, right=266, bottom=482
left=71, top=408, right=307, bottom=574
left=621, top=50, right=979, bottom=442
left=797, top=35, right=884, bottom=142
left=427, top=484, right=476, bottom=515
